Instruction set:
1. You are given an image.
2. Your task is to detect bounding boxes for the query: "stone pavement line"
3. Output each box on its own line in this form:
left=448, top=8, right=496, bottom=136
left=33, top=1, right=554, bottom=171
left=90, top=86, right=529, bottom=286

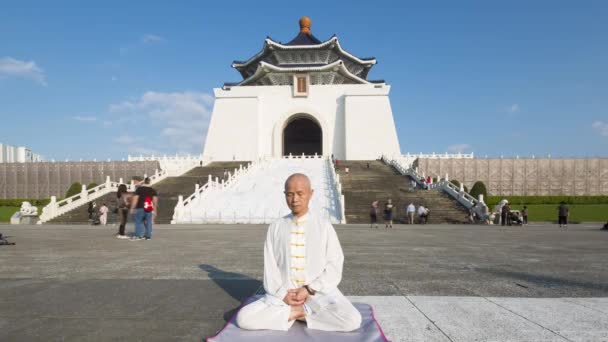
left=562, top=298, right=608, bottom=315
left=407, top=296, right=569, bottom=342
left=483, top=297, right=573, bottom=342
left=384, top=279, right=455, bottom=342
left=403, top=296, right=455, bottom=342
left=489, top=298, right=608, bottom=342
left=347, top=296, right=450, bottom=342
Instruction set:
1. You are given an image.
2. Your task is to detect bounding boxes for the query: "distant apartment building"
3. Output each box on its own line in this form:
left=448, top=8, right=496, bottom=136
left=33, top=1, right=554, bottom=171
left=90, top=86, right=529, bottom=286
left=0, top=143, right=44, bottom=163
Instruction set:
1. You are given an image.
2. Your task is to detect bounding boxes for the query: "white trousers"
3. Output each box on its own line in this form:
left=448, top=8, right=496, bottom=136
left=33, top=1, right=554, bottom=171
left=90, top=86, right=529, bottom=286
left=236, top=289, right=361, bottom=332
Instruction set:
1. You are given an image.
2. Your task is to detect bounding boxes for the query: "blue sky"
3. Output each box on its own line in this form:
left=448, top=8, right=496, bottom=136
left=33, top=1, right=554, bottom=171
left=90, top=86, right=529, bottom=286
left=1, top=0, right=607, bottom=160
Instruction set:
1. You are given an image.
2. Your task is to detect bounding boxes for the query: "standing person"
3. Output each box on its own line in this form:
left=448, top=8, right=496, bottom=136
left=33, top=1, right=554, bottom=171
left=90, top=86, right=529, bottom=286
left=235, top=173, right=362, bottom=331
left=87, top=202, right=94, bottom=221
left=130, top=176, right=158, bottom=241
left=522, top=206, right=529, bottom=225
left=384, top=199, right=394, bottom=229
left=417, top=205, right=428, bottom=224
left=468, top=208, right=475, bottom=224
left=406, top=203, right=416, bottom=224
left=557, top=202, right=569, bottom=228
left=369, top=200, right=379, bottom=229
left=505, top=203, right=512, bottom=226
left=501, top=203, right=509, bottom=226
left=98, top=203, right=109, bottom=226
left=116, top=184, right=131, bottom=239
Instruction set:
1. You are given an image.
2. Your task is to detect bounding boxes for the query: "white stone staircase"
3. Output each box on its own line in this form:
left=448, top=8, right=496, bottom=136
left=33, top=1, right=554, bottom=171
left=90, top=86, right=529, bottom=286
left=172, top=155, right=345, bottom=224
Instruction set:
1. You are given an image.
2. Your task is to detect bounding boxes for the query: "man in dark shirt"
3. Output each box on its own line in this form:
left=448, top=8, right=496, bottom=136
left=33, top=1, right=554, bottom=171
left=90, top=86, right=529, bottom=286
left=501, top=203, right=509, bottom=226
left=130, top=176, right=158, bottom=240
left=557, top=202, right=569, bottom=229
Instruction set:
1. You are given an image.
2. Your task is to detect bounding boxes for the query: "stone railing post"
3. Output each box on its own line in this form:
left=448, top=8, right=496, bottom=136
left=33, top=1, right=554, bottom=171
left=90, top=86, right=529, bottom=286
left=478, top=194, right=484, bottom=203
left=459, top=183, right=464, bottom=193
left=50, top=195, right=57, bottom=217
left=81, top=184, right=88, bottom=201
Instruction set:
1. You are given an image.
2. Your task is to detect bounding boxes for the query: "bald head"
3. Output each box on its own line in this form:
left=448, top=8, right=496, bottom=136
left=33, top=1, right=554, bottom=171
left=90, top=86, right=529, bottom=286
left=284, top=173, right=313, bottom=217
left=284, top=173, right=311, bottom=191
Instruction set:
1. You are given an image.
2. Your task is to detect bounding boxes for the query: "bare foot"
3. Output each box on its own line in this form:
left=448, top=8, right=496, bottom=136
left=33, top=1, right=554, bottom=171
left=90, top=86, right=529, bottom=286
left=288, top=305, right=305, bottom=321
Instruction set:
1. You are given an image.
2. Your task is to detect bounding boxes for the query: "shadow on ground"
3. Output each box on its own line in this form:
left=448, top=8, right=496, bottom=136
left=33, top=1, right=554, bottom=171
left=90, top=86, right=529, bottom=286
left=199, top=264, right=262, bottom=322
left=477, top=268, right=608, bottom=294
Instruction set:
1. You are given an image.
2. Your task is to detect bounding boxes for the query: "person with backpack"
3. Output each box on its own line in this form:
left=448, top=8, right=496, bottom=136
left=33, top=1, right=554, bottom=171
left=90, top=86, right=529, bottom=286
left=129, top=176, right=158, bottom=241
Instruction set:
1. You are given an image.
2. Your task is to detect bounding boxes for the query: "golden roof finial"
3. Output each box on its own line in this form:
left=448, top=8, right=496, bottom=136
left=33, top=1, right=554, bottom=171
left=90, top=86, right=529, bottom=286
left=299, top=16, right=311, bottom=34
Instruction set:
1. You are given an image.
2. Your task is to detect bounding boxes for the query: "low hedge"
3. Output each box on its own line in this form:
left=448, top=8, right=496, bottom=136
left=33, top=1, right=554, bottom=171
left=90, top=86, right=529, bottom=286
left=0, top=198, right=53, bottom=207
left=486, top=196, right=608, bottom=205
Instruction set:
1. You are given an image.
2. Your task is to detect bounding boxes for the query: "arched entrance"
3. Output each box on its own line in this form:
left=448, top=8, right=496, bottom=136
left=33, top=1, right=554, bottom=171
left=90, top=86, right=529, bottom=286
left=283, top=116, right=322, bottom=156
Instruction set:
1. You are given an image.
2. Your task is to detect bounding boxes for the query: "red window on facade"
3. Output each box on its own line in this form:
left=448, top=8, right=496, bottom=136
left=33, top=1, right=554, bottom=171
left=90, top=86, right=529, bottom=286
left=297, top=77, right=307, bottom=93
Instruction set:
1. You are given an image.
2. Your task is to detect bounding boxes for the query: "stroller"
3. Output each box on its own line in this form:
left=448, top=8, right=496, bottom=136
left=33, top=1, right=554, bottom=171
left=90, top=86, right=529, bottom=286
left=509, top=210, right=524, bottom=226
left=90, top=211, right=101, bottom=225
left=0, top=233, right=16, bottom=246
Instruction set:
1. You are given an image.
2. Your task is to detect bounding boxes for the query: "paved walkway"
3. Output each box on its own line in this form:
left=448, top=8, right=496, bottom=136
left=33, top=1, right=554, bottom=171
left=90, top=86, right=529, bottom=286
left=0, top=223, right=606, bottom=341
left=351, top=296, right=608, bottom=342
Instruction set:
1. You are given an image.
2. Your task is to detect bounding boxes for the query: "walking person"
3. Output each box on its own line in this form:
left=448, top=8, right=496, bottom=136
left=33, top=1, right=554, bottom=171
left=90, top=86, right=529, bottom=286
left=384, top=199, right=394, bottom=229
left=557, top=202, right=569, bottom=229
left=130, top=176, right=158, bottom=241
left=116, top=184, right=131, bottom=239
left=522, top=205, right=529, bottom=225
left=406, top=203, right=416, bottom=224
left=98, top=202, right=109, bottom=226
left=369, top=200, right=379, bottom=229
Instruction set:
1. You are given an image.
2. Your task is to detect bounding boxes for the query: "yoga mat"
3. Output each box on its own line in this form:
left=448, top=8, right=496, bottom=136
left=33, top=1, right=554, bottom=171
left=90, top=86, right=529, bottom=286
left=207, top=296, right=389, bottom=341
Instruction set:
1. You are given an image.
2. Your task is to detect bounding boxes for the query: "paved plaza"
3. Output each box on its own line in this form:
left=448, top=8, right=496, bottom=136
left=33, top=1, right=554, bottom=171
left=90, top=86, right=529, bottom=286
left=0, top=223, right=607, bottom=341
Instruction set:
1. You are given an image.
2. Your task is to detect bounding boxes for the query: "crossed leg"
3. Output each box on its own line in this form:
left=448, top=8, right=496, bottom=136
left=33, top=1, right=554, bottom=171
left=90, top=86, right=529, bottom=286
left=236, top=293, right=361, bottom=332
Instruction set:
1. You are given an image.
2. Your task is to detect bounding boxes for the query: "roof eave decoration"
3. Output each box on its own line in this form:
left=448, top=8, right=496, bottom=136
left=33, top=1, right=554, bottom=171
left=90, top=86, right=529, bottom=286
left=232, top=36, right=377, bottom=70
left=235, top=60, right=372, bottom=86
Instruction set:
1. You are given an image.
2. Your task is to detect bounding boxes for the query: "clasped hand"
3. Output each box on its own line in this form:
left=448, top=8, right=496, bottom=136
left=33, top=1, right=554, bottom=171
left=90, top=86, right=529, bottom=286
left=283, top=287, right=308, bottom=305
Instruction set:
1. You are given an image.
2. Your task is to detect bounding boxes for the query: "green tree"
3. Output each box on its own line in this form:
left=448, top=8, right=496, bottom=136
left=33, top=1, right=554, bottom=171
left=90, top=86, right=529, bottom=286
left=65, top=182, right=82, bottom=198
left=87, top=182, right=98, bottom=189
left=469, top=181, right=488, bottom=200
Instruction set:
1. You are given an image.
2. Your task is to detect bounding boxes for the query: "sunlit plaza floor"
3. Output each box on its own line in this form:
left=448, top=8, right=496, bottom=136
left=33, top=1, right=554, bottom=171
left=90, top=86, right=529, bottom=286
left=1, top=223, right=607, bottom=341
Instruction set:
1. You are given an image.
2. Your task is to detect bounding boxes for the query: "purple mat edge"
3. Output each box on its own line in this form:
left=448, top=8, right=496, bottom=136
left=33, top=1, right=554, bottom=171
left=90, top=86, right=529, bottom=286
left=206, top=296, right=390, bottom=342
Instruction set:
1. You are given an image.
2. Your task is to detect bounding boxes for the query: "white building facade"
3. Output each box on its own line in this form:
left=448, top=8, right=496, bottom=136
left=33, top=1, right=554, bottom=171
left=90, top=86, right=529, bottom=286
left=0, top=143, right=43, bottom=163
left=203, top=17, right=401, bottom=161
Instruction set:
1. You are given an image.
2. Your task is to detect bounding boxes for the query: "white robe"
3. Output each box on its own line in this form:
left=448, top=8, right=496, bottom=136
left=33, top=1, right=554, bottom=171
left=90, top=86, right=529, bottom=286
left=236, top=211, right=362, bottom=332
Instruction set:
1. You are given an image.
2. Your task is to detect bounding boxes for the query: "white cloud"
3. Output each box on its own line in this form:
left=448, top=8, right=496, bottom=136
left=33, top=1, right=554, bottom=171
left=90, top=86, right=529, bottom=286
left=508, top=104, right=519, bottom=113
left=141, top=34, right=166, bottom=45
left=0, top=56, right=47, bottom=85
left=447, top=144, right=471, bottom=153
left=110, top=91, right=214, bottom=154
left=72, top=116, right=97, bottom=122
left=592, top=121, right=608, bottom=137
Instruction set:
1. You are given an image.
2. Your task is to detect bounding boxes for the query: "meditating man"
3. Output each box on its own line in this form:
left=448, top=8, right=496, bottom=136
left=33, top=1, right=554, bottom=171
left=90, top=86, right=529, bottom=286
left=236, top=173, right=362, bottom=332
